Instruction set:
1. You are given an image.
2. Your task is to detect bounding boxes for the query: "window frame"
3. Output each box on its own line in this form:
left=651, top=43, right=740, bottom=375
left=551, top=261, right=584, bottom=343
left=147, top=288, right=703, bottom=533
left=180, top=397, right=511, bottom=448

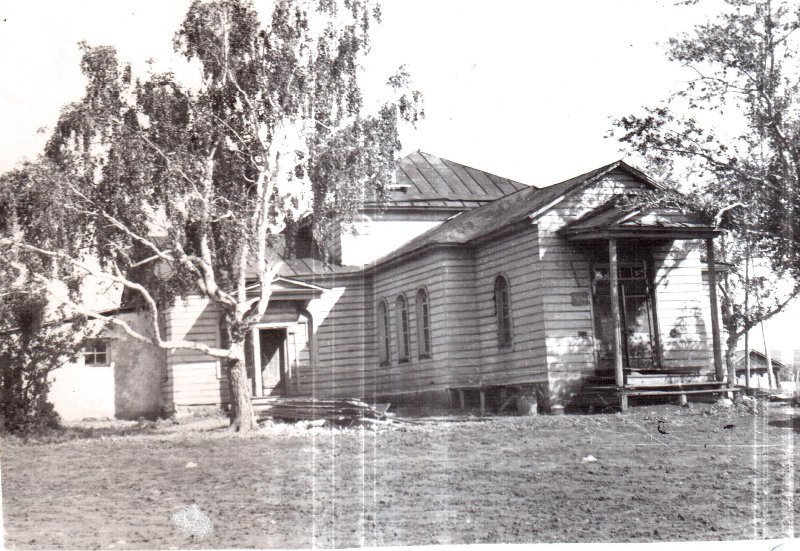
left=83, top=339, right=110, bottom=366
left=396, top=294, right=410, bottom=363
left=494, top=275, right=513, bottom=348
left=377, top=300, right=391, bottom=365
left=416, top=288, right=431, bottom=359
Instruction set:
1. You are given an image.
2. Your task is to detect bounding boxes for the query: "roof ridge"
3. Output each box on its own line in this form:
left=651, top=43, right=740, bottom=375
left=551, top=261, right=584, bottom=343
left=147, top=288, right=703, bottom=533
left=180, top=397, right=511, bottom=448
left=370, top=159, right=663, bottom=269
left=414, top=151, right=530, bottom=189
left=416, top=151, right=458, bottom=196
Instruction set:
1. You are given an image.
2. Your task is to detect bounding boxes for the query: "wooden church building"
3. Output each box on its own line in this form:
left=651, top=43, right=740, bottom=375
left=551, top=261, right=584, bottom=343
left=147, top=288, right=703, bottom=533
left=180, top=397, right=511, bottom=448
left=50, top=153, right=731, bottom=420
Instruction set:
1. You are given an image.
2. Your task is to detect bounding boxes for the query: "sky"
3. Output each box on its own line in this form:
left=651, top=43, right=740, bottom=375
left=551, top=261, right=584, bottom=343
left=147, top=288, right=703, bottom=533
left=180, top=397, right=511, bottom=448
left=0, top=0, right=797, bottom=354
left=0, top=0, right=705, bottom=183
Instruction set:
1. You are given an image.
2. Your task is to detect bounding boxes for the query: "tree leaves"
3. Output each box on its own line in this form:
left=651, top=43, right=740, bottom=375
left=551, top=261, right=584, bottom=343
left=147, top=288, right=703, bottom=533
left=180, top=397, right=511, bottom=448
left=611, top=0, right=800, bottom=345
left=1, top=0, right=421, bottom=429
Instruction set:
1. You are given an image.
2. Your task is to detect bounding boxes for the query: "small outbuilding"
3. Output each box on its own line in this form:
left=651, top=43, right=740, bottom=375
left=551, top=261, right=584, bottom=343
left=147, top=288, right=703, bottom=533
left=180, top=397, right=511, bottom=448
left=734, top=350, right=784, bottom=388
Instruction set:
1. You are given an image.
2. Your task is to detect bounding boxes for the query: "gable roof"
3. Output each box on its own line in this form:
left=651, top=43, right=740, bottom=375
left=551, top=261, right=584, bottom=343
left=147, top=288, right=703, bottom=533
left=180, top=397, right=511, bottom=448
left=245, top=276, right=327, bottom=301
left=561, top=200, right=720, bottom=241
left=370, top=160, right=644, bottom=267
left=369, top=151, right=530, bottom=210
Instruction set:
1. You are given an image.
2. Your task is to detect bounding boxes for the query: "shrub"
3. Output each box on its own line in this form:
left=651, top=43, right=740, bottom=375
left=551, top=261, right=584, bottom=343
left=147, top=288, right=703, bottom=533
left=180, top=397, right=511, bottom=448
left=0, top=294, right=85, bottom=434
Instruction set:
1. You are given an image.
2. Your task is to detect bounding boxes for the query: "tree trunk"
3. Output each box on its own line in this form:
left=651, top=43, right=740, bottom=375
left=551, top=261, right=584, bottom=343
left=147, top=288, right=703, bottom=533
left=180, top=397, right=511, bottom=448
left=226, top=340, right=258, bottom=433
left=744, top=331, right=751, bottom=387
left=761, top=323, right=778, bottom=390
left=744, top=245, right=751, bottom=387
left=721, top=267, right=740, bottom=387
left=725, top=333, right=739, bottom=388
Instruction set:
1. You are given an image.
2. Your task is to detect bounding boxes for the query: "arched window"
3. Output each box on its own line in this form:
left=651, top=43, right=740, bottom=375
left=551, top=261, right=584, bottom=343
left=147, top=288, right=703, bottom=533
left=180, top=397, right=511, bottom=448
left=396, top=294, right=410, bottom=362
left=377, top=300, right=390, bottom=365
left=416, top=288, right=431, bottom=358
left=494, top=275, right=513, bottom=346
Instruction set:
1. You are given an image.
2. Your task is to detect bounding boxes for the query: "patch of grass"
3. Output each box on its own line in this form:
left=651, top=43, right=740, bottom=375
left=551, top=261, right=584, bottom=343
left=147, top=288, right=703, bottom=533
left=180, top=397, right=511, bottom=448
left=1, top=418, right=177, bottom=446
left=2, top=404, right=798, bottom=548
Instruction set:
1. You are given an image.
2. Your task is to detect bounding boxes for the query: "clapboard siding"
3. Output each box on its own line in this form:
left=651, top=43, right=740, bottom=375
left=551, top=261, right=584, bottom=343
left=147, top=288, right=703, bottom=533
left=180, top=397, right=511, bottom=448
left=532, top=169, right=718, bottom=404
left=652, top=240, right=714, bottom=373
left=370, top=247, right=480, bottom=396
left=701, top=269, right=722, bottom=373
left=151, top=166, right=723, bottom=412
left=536, top=171, right=648, bottom=400
left=163, top=297, right=224, bottom=407
left=472, top=221, right=547, bottom=386
left=163, top=294, right=312, bottom=408
left=296, top=274, right=374, bottom=399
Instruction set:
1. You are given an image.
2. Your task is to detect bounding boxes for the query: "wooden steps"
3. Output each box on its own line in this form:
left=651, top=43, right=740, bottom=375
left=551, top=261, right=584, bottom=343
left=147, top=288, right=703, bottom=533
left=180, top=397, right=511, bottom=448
left=569, top=374, right=740, bottom=411
left=625, top=381, right=731, bottom=389
left=624, top=387, right=740, bottom=397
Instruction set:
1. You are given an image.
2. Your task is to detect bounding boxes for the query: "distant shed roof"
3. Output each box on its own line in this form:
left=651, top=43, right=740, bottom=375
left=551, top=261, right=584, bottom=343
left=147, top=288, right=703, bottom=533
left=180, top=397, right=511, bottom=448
left=370, top=151, right=531, bottom=209
left=734, top=350, right=785, bottom=371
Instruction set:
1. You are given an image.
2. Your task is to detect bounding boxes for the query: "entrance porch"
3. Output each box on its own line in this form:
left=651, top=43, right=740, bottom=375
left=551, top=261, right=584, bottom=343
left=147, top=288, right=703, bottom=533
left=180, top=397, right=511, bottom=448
left=243, top=277, right=323, bottom=400
left=561, top=202, right=736, bottom=409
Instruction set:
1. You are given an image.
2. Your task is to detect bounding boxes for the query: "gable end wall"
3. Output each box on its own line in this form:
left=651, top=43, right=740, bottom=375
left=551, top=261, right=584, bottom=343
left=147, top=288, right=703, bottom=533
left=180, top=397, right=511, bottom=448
left=537, top=169, right=716, bottom=406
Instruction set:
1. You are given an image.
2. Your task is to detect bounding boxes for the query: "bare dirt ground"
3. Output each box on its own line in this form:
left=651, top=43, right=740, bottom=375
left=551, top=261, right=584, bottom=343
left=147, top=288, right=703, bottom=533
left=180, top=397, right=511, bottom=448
left=1, top=401, right=798, bottom=549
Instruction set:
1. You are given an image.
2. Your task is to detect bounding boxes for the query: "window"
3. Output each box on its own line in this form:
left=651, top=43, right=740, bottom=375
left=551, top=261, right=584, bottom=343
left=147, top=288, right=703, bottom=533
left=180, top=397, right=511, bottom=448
left=494, top=275, right=513, bottom=347
left=396, top=294, right=410, bottom=362
left=83, top=339, right=109, bottom=366
left=377, top=300, right=390, bottom=365
left=416, top=288, right=431, bottom=358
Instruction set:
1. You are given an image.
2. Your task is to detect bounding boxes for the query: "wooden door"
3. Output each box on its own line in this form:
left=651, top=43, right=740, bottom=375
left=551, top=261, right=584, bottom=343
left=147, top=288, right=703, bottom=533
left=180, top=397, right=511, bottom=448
left=592, top=262, right=658, bottom=371
left=259, top=329, right=286, bottom=396
left=618, top=265, right=657, bottom=370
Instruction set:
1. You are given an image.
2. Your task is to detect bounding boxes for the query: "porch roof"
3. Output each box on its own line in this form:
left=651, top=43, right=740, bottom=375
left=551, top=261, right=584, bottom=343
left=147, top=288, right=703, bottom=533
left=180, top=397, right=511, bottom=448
left=561, top=202, right=721, bottom=241
left=245, top=276, right=326, bottom=301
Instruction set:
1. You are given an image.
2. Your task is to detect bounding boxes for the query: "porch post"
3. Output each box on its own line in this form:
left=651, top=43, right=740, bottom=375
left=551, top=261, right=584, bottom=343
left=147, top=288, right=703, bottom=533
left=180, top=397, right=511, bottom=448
left=705, top=238, right=725, bottom=383
left=252, top=327, right=263, bottom=397
left=609, top=239, right=626, bottom=410
left=301, top=309, right=316, bottom=397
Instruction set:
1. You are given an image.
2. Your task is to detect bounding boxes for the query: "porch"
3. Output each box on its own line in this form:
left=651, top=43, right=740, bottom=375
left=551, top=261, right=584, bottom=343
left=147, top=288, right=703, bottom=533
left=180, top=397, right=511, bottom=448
left=561, top=202, right=735, bottom=410
left=242, top=277, right=323, bottom=400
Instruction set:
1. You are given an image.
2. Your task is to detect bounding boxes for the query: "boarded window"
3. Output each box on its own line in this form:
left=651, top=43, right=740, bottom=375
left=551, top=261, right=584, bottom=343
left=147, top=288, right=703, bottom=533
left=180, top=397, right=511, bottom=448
left=494, top=275, right=513, bottom=347
left=83, top=339, right=109, bottom=366
left=377, top=300, right=390, bottom=365
left=396, top=294, right=410, bottom=362
left=416, top=288, right=431, bottom=358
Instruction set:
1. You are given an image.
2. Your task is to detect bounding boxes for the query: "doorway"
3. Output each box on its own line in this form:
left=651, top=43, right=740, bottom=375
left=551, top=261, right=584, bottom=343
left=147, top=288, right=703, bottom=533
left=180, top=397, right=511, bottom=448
left=592, top=261, right=659, bottom=372
left=259, top=328, right=287, bottom=396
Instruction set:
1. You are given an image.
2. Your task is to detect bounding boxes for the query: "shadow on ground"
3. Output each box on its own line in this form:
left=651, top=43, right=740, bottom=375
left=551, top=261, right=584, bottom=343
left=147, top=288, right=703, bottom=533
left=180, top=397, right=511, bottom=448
left=768, top=416, right=800, bottom=433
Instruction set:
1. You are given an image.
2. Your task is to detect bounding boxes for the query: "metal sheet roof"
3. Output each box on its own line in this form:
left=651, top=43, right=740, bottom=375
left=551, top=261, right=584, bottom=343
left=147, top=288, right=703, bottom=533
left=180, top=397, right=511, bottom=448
left=374, top=151, right=531, bottom=209
left=369, top=161, right=628, bottom=267
left=277, top=255, right=361, bottom=277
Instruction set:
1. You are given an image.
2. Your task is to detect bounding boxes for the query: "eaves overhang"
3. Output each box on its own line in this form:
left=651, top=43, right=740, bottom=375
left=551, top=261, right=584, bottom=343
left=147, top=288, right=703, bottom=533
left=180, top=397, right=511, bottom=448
left=563, top=226, right=723, bottom=242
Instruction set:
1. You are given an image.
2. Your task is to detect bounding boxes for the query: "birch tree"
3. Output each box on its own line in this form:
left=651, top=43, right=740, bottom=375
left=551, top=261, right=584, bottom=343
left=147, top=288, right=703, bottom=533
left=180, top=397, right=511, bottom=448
left=611, top=0, right=800, bottom=375
left=1, top=0, right=421, bottom=432
left=0, top=162, right=90, bottom=432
